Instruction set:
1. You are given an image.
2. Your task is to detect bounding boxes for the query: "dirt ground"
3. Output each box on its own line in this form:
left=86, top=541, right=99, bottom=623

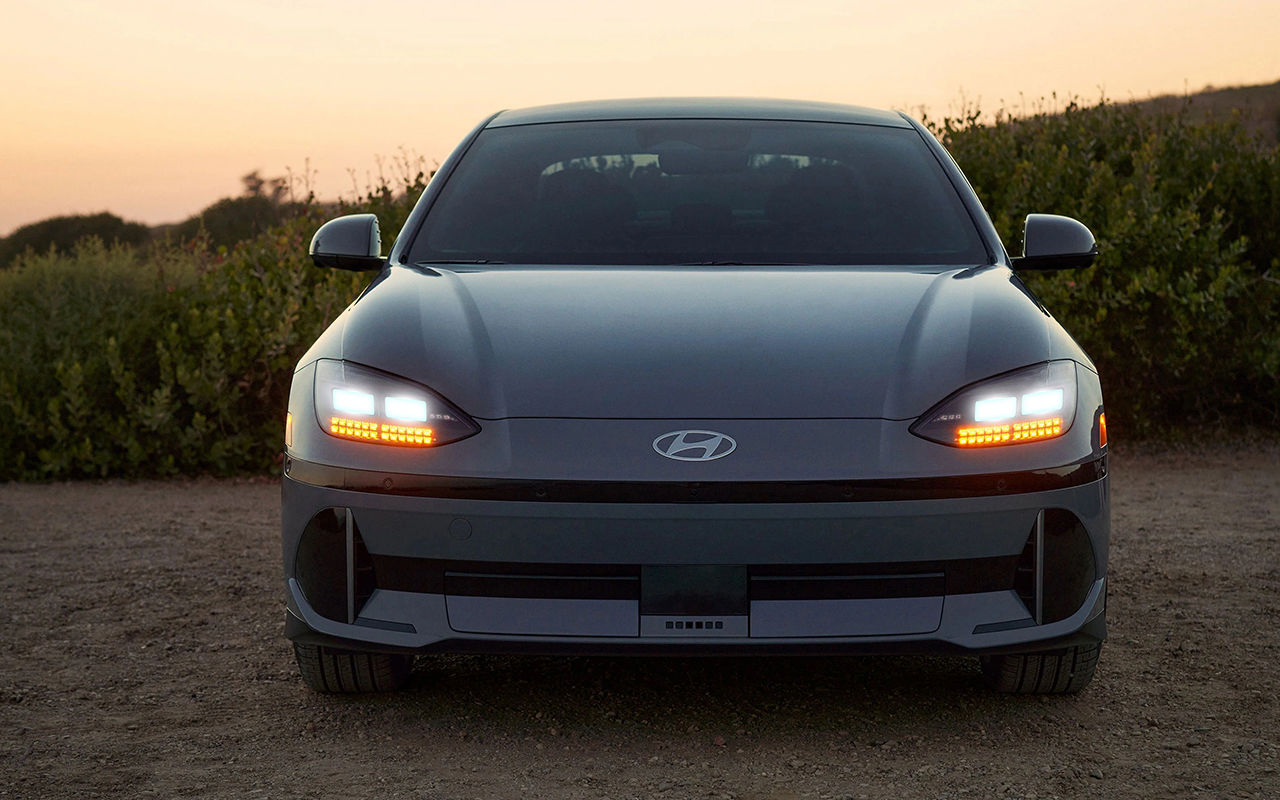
left=2, top=446, right=1278, bottom=799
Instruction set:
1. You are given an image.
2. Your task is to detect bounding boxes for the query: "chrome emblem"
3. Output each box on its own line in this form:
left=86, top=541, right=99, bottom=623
left=652, top=430, right=737, bottom=462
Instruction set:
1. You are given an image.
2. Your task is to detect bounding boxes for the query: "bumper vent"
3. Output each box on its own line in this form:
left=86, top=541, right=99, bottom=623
left=294, top=507, right=377, bottom=624
left=1014, top=527, right=1038, bottom=616
left=1013, top=509, right=1097, bottom=624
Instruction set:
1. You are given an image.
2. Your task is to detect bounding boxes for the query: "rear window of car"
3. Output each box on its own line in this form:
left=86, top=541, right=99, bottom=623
left=408, top=119, right=988, bottom=266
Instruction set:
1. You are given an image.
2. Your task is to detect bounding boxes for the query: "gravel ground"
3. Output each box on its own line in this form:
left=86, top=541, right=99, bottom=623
left=2, top=446, right=1278, bottom=799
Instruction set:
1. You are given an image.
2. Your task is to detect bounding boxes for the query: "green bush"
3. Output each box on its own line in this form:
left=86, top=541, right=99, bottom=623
left=0, top=160, right=433, bottom=481
left=930, top=100, right=1280, bottom=436
left=0, top=220, right=366, bottom=479
left=167, top=194, right=299, bottom=251
left=0, top=212, right=151, bottom=268
left=165, top=170, right=310, bottom=250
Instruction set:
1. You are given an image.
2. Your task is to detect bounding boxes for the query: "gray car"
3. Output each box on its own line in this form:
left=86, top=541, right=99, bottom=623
left=282, top=98, right=1109, bottom=694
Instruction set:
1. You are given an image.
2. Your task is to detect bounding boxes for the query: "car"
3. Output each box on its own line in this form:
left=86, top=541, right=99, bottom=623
left=281, top=98, right=1109, bottom=694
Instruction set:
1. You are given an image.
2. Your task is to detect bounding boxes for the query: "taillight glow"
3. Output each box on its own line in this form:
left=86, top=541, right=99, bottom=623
left=1099, top=413, right=1108, bottom=447
left=330, top=416, right=434, bottom=447
left=956, top=417, right=1063, bottom=447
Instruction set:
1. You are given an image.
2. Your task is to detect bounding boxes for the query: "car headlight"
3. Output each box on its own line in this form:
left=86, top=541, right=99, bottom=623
left=313, top=359, right=480, bottom=447
left=909, top=361, right=1078, bottom=448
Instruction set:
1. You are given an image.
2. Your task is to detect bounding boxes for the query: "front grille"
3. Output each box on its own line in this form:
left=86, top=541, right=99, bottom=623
left=372, top=556, right=1018, bottom=600
left=751, top=573, right=945, bottom=601
left=443, top=572, right=637, bottom=600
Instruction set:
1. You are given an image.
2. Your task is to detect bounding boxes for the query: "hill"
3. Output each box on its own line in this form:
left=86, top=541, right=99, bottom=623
left=1129, top=79, right=1280, bottom=142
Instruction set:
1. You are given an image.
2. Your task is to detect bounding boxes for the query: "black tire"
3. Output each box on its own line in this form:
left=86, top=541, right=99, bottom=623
left=293, top=643, right=413, bottom=693
left=979, top=643, right=1101, bottom=694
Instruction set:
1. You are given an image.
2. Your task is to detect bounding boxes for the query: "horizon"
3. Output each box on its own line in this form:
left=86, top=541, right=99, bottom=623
left=3, top=0, right=1279, bottom=236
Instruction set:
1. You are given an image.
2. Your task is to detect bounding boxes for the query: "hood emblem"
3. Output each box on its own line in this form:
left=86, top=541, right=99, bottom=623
left=653, top=430, right=737, bottom=462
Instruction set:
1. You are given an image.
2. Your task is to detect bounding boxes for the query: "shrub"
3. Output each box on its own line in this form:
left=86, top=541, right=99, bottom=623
left=167, top=194, right=297, bottom=251
left=0, top=238, right=193, bottom=477
left=0, top=212, right=151, bottom=268
left=0, top=219, right=366, bottom=479
left=167, top=171, right=311, bottom=250
left=0, top=151, right=439, bottom=481
left=930, top=99, right=1280, bottom=436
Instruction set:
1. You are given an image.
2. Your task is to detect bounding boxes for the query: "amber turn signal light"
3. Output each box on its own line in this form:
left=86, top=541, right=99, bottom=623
left=330, top=416, right=435, bottom=447
left=955, top=417, right=1064, bottom=447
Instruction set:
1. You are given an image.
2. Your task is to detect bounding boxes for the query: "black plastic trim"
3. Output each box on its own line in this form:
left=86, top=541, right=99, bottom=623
left=354, top=617, right=417, bottom=633
left=312, top=253, right=387, bottom=271
left=642, top=566, right=749, bottom=615
left=1011, top=252, right=1097, bottom=271
left=972, top=618, right=1037, bottom=634
left=284, top=455, right=1106, bottom=504
left=369, top=554, right=1019, bottom=598
left=444, top=572, right=638, bottom=601
left=283, top=608, right=1106, bottom=658
left=751, top=573, right=945, bottom=601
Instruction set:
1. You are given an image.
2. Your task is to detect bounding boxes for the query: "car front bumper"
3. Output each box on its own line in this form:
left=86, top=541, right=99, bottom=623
left=281, top=457, right=1108, bottom=656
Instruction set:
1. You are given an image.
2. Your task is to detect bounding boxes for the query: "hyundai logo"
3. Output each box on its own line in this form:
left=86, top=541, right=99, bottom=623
left=652, top=430, right=737, bottom=462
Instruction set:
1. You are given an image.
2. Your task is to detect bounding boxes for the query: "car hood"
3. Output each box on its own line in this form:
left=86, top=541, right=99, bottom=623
left=330, top=265, right=1084, bottom=420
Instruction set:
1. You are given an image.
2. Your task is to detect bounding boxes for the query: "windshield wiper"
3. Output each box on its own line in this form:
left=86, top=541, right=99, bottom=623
left=413, top=259, right=508, bottom=265
left=674, top=261, right=816, bottom=266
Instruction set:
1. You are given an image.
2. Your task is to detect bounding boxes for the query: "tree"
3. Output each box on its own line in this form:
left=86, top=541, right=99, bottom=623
left=169, top=170, right=301, bottom=249
left=0, top=212, right=150, bottom=268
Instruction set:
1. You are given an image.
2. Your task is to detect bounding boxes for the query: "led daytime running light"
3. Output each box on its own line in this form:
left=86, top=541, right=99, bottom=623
left=330, top=416, right=434, bottom=447
left=956, top=417, right=1063, bottom=447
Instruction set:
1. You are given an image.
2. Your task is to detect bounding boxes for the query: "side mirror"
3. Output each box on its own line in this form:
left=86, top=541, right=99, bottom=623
left=1011, top=214, right=1098, bottom=270
left=309, top=214, right=386, bottom=271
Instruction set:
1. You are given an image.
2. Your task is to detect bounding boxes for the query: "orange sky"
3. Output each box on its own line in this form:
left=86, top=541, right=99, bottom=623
left=2, top=0, right=1278, bottom=235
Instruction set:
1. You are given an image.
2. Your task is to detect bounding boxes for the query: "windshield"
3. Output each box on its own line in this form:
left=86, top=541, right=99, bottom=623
left=408, top=119, right=988, bottom=266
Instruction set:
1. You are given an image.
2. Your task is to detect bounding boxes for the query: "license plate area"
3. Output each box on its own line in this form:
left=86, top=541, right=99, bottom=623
left=640, top=565, right=748, bottom=637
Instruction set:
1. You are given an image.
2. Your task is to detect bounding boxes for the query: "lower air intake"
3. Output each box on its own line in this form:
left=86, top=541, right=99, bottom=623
left=293, top=507, right=378, bottom=624
left=1013, top=509, right=1097, bottom=624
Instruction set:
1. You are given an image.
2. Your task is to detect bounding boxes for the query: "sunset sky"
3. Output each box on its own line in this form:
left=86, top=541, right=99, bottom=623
left=2, top=0, right=1278, bottom=235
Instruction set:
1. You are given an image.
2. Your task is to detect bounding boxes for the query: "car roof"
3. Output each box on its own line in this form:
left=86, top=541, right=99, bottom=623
left=487, top=97, right=911, bottom=129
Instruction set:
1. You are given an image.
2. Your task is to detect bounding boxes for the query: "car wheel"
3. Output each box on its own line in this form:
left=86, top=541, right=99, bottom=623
left=979, top=643, right=1101, bottom=694
left=293, top=643, right=413, bottom=693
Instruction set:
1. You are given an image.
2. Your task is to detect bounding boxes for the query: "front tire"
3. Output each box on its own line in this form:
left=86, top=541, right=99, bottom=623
left=979, top=643, right=1101, bottom=694
left=293, top=643, right=413, bottom=693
